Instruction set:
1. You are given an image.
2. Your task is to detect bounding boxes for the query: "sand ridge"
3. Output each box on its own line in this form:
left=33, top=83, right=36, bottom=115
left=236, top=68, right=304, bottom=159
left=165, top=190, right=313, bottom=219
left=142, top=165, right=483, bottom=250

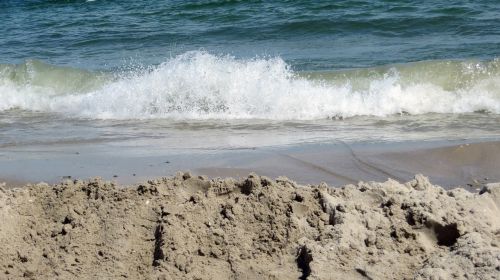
left=0, top=173, right=499, bottom=279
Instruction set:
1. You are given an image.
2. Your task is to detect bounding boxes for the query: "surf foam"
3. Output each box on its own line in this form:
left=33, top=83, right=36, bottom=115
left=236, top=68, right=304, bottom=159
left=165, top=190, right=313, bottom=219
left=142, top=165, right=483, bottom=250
left=1, top=52, right=500, bottom=120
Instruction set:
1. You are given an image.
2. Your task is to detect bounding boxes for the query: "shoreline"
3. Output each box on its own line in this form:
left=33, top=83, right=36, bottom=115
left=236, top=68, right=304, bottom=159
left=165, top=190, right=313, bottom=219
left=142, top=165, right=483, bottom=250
left=2, top=138, right=499, bottom=189
left=1, top=173, right=499, bottom=279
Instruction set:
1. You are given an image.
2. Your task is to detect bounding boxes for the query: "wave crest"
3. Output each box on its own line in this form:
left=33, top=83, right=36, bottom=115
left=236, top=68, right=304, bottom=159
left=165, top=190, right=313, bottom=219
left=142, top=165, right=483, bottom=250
left=1, top=52, right=500, bottom=119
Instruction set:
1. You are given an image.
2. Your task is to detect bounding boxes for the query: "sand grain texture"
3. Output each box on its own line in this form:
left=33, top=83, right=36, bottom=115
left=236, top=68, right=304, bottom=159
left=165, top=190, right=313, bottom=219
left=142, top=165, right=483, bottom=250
left=0, top=173, right=499, bottom=279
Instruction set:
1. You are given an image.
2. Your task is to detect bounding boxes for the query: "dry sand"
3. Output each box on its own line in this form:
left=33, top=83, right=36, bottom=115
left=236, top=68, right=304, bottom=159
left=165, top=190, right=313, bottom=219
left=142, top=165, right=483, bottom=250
left=0, top=173, right=499, bottom=279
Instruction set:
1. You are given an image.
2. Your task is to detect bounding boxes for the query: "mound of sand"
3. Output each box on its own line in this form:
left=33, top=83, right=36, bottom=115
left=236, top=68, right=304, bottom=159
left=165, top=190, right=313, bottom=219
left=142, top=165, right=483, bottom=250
left=0, top=173, right=499, bottom=279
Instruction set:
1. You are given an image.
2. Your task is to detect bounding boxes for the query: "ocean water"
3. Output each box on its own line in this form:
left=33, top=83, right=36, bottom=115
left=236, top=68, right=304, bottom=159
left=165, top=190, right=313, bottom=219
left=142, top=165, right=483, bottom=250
left=1, top=0, right=500, bottom=152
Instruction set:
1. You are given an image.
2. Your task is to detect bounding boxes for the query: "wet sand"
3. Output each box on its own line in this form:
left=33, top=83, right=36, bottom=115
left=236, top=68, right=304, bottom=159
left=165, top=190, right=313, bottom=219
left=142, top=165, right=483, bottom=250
left=200, top=140, right=500, bottom=188
left=1, top=139, right=499, bottom=189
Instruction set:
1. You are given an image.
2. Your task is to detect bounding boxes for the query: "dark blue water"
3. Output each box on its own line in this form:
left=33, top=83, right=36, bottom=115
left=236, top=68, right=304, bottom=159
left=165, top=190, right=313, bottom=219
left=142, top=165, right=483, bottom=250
left=2, top=0, right=500, bottom=70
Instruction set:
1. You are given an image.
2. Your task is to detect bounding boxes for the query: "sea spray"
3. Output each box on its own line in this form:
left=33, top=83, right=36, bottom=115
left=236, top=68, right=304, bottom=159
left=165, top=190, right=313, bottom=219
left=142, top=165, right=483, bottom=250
left=1, top=52, right=500, bottom=120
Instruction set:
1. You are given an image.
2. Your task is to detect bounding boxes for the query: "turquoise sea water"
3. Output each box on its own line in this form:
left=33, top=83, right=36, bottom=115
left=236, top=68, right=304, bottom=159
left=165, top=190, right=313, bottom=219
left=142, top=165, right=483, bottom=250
left=1, top=0, right=500, bottom=150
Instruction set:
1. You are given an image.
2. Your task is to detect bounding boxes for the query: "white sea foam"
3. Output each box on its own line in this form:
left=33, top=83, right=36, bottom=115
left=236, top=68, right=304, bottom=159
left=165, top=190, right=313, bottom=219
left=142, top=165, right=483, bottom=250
left=1, top=52, right=500, bottom=120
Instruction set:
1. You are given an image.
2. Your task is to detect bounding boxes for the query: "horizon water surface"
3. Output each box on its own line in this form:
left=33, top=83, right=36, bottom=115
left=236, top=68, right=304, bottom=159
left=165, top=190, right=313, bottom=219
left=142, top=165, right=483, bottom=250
left=1, top=1, right=500, bottom=184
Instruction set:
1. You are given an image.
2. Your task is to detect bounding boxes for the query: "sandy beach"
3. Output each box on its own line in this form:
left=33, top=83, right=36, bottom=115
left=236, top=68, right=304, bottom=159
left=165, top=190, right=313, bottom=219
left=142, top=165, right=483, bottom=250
left=2, top=140, right=500, bottom=280
left=1, top=173, right=499, bottom=279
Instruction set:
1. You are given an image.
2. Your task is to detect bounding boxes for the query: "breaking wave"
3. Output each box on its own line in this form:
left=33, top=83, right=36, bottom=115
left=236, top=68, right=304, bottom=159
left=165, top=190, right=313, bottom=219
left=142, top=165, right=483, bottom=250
left=1, top=51, right=500, bottom=120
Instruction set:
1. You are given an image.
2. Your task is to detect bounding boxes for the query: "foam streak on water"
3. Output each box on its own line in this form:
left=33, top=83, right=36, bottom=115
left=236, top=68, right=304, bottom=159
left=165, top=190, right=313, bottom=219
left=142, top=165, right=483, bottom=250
left=1, top=52, right=500, bottom=120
